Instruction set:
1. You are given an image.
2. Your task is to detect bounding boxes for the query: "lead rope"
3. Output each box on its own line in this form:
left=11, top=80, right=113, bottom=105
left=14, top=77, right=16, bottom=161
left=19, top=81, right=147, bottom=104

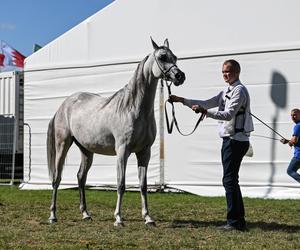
left=249, top=111, right=286, bottom=140
left=163, top=79, right=206, bottom=136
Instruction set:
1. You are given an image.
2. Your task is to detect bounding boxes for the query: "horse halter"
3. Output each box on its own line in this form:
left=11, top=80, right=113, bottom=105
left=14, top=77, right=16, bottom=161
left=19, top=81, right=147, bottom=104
left=153, top=48, right=205, bottom=136
left=153, top=49, right=178, bottom=82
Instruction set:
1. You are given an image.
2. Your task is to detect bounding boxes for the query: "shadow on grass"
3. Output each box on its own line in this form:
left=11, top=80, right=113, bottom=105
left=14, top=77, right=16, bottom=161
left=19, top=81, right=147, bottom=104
left=170, top=220, right=222, bottom=228
left=247, top=221, right=300, bottom=232
left=171, top=220, right=300, bottom=232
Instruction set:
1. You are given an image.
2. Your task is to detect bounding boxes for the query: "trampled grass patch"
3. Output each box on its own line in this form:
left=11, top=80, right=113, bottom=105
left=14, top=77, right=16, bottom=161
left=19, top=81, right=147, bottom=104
left=0, top=186, right=299, bottom=249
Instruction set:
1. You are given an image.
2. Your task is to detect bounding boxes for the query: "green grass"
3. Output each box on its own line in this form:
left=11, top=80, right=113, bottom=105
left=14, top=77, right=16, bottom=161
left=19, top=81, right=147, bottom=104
left=0, top=186, right=299, bottom=249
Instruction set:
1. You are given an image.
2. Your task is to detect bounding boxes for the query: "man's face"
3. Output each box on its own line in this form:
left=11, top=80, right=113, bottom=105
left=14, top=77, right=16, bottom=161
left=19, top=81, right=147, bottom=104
left=222, top=63, right=239, bottom=84
left=291, top=110, right=300, bottom=123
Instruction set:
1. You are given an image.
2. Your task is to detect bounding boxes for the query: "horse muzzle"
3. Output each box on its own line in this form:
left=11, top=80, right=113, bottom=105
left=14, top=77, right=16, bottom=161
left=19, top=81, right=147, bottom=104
left=172, top=70, right=185, bottom=86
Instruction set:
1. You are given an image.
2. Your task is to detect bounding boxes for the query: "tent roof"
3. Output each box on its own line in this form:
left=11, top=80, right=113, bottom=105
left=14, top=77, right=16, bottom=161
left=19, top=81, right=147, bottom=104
left=25, top=0, right=300, bottom=71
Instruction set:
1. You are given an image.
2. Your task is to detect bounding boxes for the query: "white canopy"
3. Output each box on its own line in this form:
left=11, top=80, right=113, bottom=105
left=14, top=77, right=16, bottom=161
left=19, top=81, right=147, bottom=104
left=22, top=0, right=300, bottom=199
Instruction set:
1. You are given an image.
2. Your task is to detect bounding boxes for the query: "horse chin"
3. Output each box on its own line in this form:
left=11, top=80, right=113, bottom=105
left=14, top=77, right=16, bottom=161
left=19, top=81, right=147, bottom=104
left=173, top=79, right=184, bottom=86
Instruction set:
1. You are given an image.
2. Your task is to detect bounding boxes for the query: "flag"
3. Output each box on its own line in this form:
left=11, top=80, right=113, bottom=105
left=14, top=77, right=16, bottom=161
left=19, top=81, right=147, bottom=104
left=0, top=40, right=26, bottom=72
left=33, top=43, right=42, bottom=52
left=0, top=53, right=4, bottom=66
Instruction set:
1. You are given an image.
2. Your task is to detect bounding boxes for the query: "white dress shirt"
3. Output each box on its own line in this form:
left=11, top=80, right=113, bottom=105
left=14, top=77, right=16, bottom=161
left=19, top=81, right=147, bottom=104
left=183, top=80, right=254, bottom=141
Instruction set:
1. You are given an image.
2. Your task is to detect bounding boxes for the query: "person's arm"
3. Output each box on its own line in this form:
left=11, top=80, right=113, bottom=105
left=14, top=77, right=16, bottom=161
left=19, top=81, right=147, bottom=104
left=206, top=85, right=246, bottom=121
left=183, top=94, right=221, bottom=110
left=281, top=136, right=298, bottom=147
left=281, top=123, right=300, bottom=146
left=168, top=93, right=221, bottom=110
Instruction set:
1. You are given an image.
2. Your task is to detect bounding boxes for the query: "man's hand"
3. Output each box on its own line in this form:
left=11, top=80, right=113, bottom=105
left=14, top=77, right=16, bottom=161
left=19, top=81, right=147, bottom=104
left=280, top=138, right=293, bottom=147
left=280, top=138, right=289, bottom=144
left=192, top=105, right=207, bottom=114
left=168, top=95, right=184, bottom=103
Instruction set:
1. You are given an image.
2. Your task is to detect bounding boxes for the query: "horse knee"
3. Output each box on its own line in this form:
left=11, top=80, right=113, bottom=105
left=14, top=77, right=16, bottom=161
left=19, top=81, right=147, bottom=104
left=117, top=184, right=125, bottom=194
left=52, top=178, right=61, bottom=189
left=140, top=184, right=147, bottom=193
left=77, top=171, right=85, bottom=183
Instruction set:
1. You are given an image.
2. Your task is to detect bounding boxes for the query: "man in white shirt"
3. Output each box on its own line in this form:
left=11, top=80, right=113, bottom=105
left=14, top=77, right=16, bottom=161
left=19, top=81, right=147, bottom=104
left=169, top=59, right=254, bottom=231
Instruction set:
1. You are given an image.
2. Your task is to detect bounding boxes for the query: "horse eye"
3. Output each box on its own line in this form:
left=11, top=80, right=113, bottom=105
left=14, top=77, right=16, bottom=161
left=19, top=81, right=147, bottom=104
left=159, top=54, right=167, bottom=61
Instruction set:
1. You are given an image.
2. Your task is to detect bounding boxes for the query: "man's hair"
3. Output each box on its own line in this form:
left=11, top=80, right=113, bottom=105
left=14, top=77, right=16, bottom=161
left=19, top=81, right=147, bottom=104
left=224, top=59, right=241, bottom=73
left=291, top=108, right=300, bottom=113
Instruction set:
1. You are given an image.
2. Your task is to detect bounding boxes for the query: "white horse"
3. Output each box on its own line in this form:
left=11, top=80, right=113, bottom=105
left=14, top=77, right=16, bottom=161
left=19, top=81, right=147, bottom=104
left=47, top=38, right=185, bottom=226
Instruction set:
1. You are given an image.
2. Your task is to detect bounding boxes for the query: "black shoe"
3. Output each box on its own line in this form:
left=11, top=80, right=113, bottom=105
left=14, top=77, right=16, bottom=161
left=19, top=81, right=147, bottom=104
left=217, top=224, right=248, bottom=232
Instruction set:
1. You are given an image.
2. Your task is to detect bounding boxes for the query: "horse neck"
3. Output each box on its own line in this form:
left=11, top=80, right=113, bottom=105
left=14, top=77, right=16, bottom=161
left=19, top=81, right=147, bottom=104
left=128, top=55, right=158, bottom=115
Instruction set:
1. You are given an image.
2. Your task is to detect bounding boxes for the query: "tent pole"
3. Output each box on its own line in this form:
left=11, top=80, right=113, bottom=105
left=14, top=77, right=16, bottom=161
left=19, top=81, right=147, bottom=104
left=159, top=80, right=165, bottom=190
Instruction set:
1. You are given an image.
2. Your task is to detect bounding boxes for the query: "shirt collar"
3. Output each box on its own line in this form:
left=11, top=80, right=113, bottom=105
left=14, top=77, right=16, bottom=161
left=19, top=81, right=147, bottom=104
left=228, top=80, right=241, bottom=91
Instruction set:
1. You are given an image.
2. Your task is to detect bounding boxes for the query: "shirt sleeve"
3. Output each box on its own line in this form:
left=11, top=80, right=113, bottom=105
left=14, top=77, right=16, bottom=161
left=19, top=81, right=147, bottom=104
left=293, top=124, right=300, bottom=137
left=183, top=91, right=222, bottom=109
left=206, top=85, right=247, bottom=121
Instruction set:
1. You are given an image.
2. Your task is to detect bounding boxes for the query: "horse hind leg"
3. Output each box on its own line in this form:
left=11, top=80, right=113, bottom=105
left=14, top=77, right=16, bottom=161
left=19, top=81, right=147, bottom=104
left=49, top=136, right=73, bottom=223
left=76, top=143, right=94, bottom=220
left=136, top=147, right=155, bottom=226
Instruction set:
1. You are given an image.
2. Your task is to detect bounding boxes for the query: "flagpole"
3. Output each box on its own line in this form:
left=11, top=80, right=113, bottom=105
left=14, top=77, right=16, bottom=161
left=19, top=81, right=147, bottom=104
left=0, top=40, right=2, bottom=73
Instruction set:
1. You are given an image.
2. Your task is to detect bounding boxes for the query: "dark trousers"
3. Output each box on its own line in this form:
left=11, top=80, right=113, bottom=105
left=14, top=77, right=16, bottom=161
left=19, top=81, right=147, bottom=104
left=287, top=157, right=300, bottom=183
left=221, top=138, right=249, bottom=226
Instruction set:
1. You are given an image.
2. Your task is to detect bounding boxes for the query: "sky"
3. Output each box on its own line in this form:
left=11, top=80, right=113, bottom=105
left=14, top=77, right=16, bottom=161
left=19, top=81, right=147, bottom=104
left=0, top=0, right=115, bottom=57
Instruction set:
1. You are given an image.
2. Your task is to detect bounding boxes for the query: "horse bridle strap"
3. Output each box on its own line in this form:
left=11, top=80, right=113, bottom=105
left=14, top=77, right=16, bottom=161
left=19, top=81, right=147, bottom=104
left=153, top=51, right=177, bottom=81
left=162, top=79, right=206, bottom=136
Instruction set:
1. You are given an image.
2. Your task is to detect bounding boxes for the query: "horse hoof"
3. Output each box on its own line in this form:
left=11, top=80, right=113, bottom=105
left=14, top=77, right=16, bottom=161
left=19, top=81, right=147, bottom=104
left=114, top=221, right=125, bottom=227
left=49, top=218, right=57, bottom=224
left=145, top=221, right=156, bottom=227
left=83, top=216, right=92, bottom=221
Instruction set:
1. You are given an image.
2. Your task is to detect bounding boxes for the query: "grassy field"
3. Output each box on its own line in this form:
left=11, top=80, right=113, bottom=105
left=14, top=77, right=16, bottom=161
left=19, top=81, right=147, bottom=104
left=0, top=186, right=300, bottom=249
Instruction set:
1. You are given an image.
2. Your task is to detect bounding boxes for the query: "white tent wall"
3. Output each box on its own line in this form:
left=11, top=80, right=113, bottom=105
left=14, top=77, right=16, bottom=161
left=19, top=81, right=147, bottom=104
left=165, top=50, right=300, bottom=198
left=22, top=63, right=162, bottom=188
left=22, top=0, right=300, bottom=198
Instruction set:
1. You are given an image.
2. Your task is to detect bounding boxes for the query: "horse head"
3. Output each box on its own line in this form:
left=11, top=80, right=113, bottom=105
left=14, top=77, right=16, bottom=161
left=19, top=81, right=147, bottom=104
left=151, top=38, right=185, bottom=86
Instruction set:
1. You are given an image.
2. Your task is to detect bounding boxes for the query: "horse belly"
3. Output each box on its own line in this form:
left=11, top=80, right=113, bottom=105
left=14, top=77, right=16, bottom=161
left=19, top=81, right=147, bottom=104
left=73, top=129, right=117, bottom=156
left=93, top=146, right=116, bottom=156
left=80, top=140, right=116, bottom=156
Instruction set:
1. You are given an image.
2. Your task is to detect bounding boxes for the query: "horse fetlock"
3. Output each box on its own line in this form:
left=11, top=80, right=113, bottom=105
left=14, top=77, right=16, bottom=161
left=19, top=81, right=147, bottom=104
left=142, top=210, right=149, bottom=219
left=114, top=215, right=124, bottom=227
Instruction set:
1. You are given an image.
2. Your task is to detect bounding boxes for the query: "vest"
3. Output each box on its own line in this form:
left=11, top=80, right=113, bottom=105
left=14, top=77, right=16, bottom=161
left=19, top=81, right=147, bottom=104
left=220, top=84, right=254, bottom=137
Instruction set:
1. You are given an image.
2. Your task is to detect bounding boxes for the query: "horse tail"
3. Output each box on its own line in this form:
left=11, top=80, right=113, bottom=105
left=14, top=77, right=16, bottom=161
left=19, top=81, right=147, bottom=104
left=47, top=116, right=56, bottom=183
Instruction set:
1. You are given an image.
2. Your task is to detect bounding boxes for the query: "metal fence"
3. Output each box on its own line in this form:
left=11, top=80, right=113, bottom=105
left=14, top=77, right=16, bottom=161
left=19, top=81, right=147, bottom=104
left=0, top=115, right=16, bottom=185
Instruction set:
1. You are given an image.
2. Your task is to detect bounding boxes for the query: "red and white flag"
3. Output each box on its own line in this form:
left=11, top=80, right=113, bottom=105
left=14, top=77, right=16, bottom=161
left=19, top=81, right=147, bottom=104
left=0, top=53, right=4, bottom=67
left=0, top=40, right=26, bottom=72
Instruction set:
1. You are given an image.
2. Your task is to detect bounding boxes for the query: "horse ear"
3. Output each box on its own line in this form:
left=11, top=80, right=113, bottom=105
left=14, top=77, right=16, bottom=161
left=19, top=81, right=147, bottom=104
left=164, top=38, right=169, bottom=48
left=150, top=36, right=159, bottom=50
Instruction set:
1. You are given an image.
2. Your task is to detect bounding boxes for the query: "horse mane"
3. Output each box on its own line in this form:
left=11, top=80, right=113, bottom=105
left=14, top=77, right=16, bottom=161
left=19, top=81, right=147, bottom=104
left=102, top=55, right=150, bottom=113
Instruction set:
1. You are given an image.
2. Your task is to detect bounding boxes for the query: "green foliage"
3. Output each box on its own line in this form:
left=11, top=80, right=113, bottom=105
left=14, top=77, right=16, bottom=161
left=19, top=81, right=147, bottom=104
left=0, top=186, right=299, bottom=249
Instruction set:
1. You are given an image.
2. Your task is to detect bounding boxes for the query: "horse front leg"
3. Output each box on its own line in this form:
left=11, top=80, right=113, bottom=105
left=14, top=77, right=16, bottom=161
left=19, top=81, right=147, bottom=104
left=114, top=145, right=130, bottom=227
left=136, top=147, right=155, bottom=226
